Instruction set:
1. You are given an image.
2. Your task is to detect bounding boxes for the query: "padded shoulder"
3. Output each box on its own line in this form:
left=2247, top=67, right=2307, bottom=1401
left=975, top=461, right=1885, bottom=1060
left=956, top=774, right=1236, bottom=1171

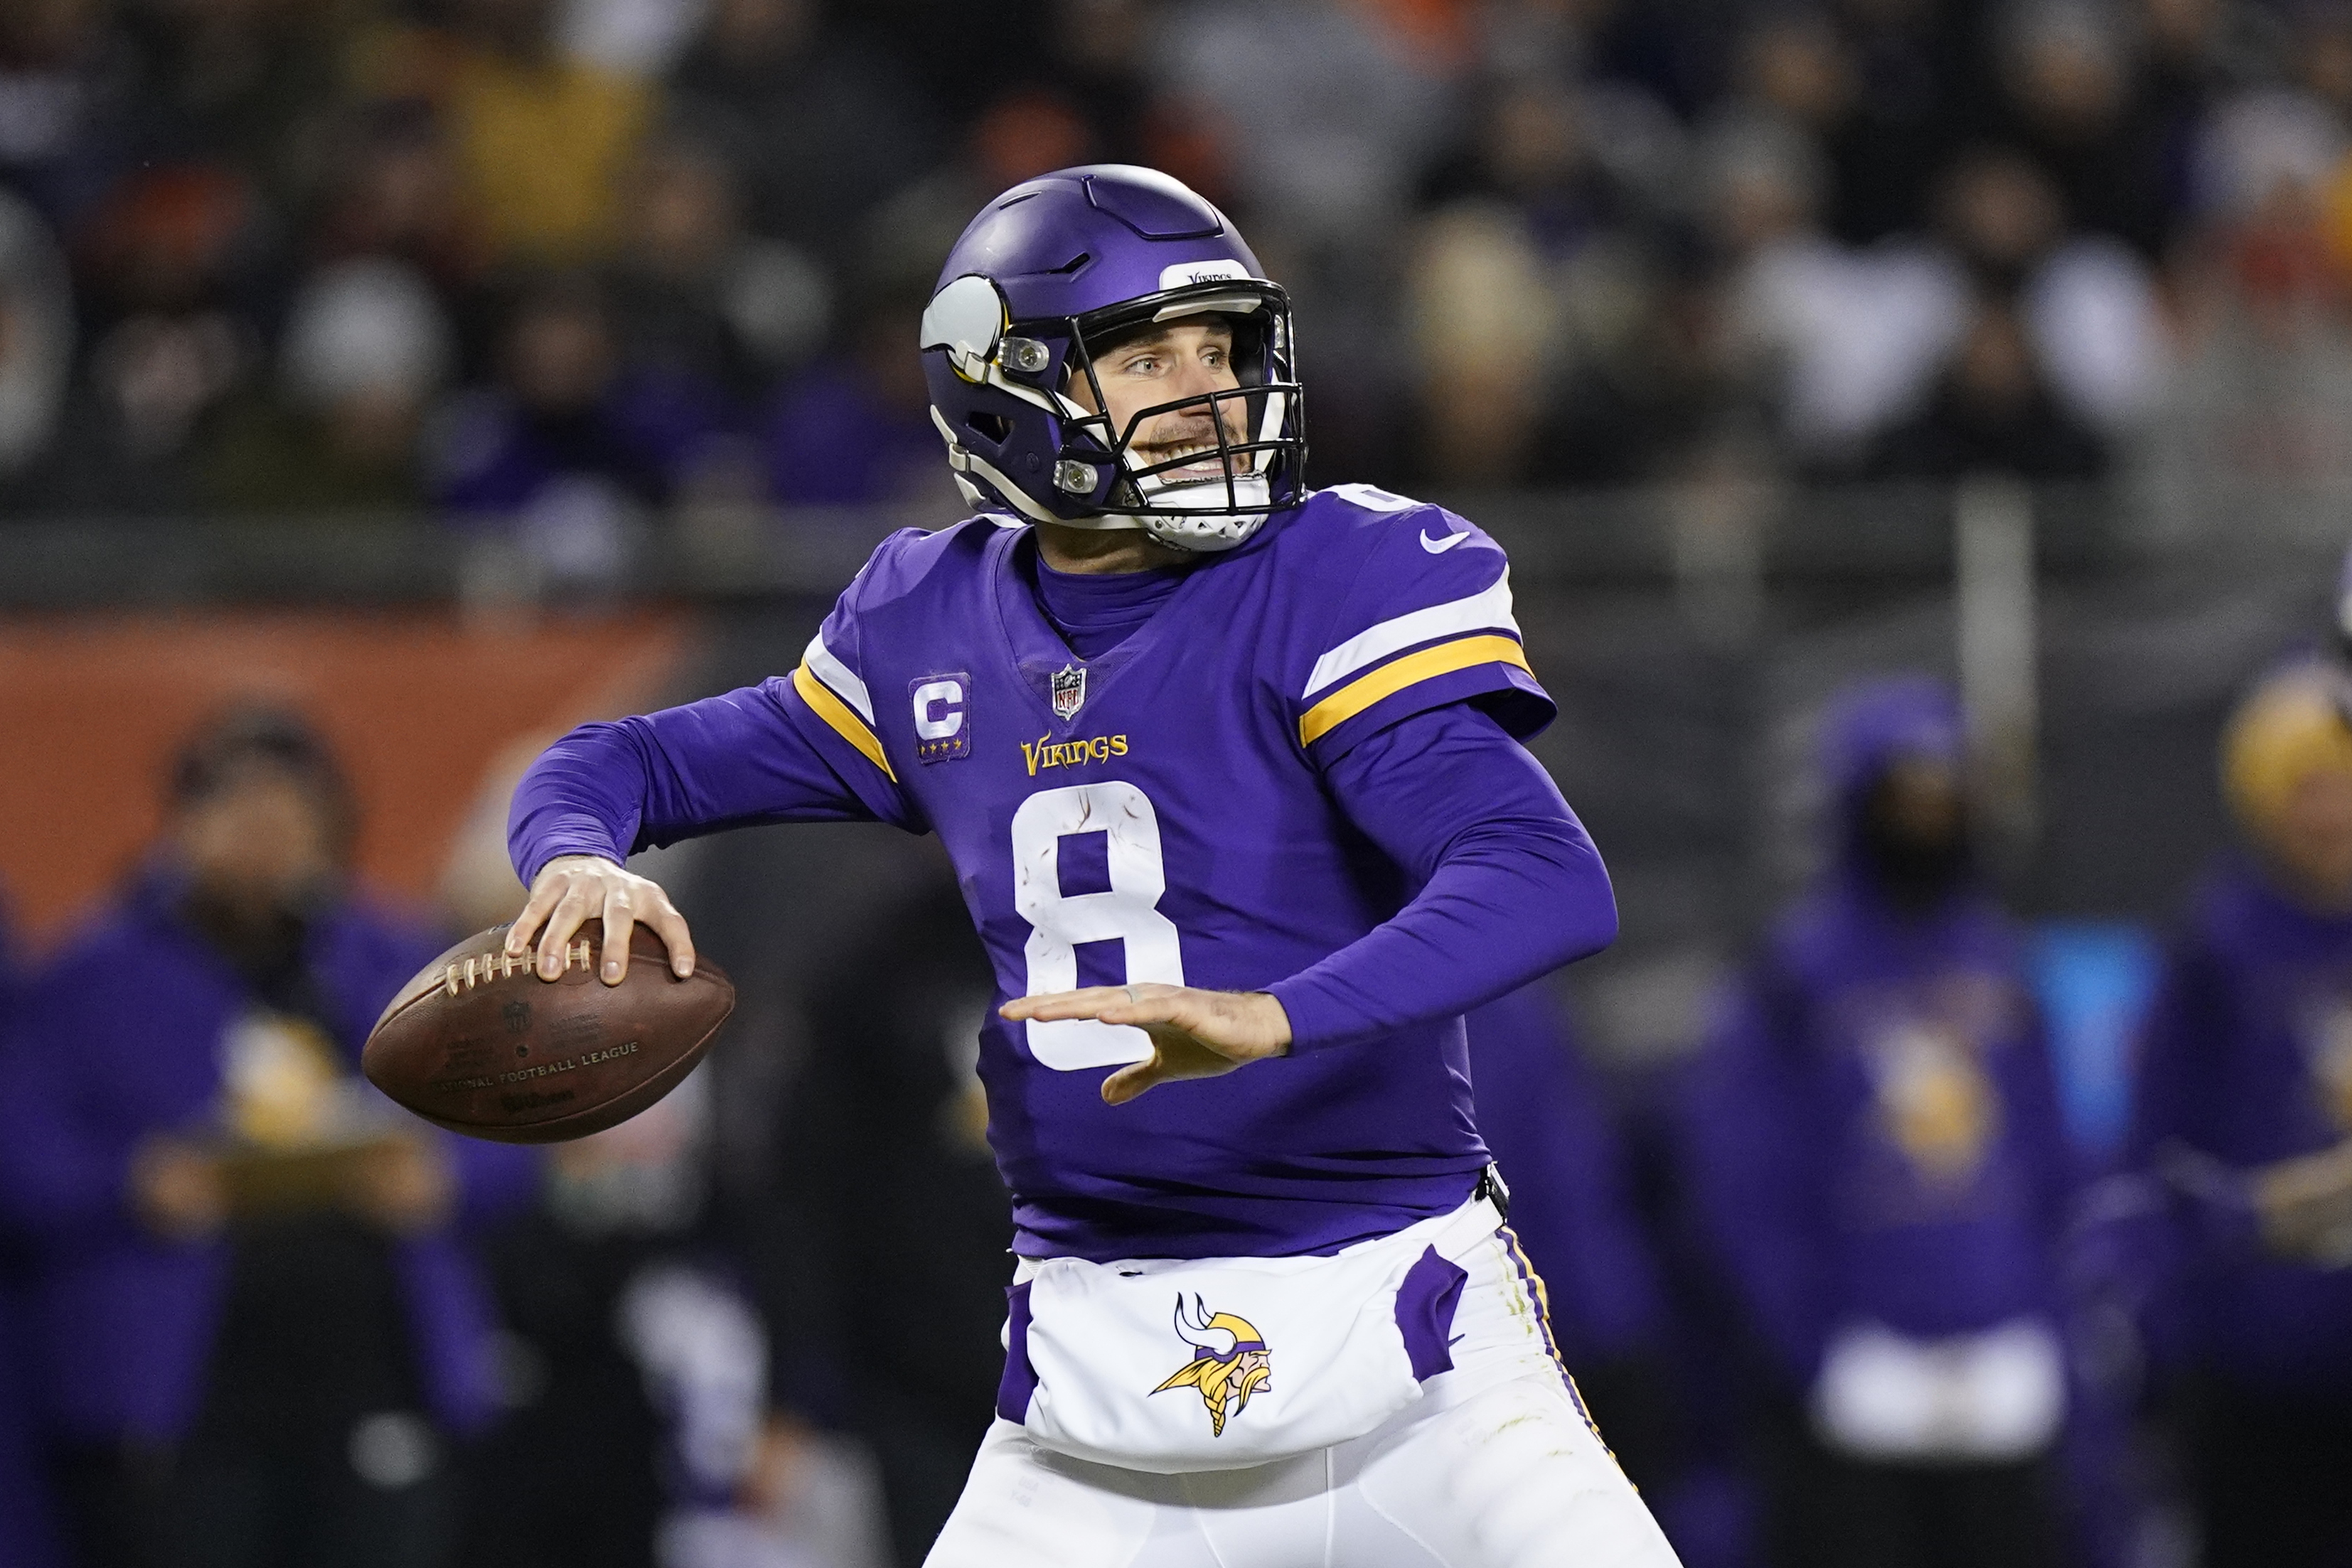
left=1268, top=485, right=1546, bottom=756
left=838, top=517, right=1014, bottom=614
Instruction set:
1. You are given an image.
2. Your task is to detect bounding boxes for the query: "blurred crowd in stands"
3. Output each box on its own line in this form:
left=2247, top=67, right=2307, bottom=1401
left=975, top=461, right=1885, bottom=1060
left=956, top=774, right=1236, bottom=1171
left=5, top=0, right=2352, bottom=543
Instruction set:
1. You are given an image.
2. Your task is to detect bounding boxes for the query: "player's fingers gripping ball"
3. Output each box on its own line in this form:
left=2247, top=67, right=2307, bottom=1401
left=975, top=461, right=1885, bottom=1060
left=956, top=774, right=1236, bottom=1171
left=507, top=854, right=697, bottom=984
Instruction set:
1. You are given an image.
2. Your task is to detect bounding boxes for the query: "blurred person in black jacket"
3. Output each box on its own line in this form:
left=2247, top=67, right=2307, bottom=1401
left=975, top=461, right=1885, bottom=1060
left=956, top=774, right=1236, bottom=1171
left=752, top=869, right=1010, bottom=1568
left=459, top=1068, right=770, bottom=1568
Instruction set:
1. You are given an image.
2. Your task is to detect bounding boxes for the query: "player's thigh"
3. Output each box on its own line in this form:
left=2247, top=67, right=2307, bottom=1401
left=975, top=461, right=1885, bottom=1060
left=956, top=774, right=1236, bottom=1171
left=1352, top=1371, right=1683, bottom=1568
left=923, top=1419, right=1160, bottom=1568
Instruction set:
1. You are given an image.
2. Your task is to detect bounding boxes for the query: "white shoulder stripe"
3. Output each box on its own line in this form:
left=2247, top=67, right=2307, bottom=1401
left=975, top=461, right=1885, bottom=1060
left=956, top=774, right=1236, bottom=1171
left=1303, top=574, right=1519, bottom=699
left=802, top=635, right=875, bottom=723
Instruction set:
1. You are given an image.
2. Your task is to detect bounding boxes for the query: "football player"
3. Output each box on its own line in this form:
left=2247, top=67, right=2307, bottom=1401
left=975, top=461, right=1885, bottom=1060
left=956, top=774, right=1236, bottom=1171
left=505, top=166, right=1679, bottom=1567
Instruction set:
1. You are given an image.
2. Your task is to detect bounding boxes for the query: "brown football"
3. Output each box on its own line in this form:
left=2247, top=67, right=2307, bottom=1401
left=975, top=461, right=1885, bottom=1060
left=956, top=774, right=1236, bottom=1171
left=363, top=921, right=734, bottom=1144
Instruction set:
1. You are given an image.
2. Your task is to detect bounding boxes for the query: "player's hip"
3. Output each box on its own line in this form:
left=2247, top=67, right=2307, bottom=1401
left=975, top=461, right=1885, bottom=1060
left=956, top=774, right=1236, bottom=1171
left=995, top=1192, right=1583, bottom=1472
left=925, top=1358, right=1677, bottom=1568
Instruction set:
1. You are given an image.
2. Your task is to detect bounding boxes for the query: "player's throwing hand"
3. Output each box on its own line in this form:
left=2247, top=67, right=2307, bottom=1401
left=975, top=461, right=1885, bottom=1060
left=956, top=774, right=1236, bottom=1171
left=507, top=852, right=697, bottom=985
left=1000, top=984, right=1292, bottom=1105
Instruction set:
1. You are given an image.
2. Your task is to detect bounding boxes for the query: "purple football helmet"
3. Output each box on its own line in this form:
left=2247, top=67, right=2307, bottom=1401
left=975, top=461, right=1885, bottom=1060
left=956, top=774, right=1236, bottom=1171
left=918, top=165, right=1305, bottom=552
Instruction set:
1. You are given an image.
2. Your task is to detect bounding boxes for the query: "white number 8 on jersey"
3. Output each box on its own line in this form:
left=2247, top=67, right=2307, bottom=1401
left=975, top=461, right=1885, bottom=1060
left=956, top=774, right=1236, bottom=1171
left=1010, top=782, right=1185, bottom=1070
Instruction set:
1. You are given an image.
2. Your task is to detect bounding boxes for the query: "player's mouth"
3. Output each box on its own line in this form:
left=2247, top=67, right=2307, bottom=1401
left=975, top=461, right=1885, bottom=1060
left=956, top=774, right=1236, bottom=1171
left=1135, top=440, right=1255, bottom=485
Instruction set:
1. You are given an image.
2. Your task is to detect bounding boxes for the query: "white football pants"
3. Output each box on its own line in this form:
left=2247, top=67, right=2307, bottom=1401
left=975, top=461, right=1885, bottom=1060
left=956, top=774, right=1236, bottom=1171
left=924, top=1227, right=1684, bottom=1568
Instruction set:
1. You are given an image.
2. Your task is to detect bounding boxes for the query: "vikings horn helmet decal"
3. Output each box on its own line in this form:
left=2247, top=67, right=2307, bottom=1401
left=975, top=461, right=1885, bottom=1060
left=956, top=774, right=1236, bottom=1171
left=1151, top=1294, right=1273, bottom=1437
left=919, top=165, right=1306, bottom=553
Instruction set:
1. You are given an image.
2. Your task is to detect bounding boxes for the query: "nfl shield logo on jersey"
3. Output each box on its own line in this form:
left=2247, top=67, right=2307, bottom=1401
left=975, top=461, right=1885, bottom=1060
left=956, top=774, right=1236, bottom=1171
left=1051, top=663, right=1087, bottom=721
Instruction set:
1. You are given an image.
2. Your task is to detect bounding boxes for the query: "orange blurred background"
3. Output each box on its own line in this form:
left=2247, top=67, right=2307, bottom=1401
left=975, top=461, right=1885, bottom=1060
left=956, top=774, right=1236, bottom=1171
left=0, top=611, right=695, bottom=948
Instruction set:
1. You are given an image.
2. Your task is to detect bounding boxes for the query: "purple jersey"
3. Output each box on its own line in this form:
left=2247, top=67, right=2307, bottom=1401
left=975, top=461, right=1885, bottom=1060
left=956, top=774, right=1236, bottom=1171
left=516, top=485, right=1595, bottom=1260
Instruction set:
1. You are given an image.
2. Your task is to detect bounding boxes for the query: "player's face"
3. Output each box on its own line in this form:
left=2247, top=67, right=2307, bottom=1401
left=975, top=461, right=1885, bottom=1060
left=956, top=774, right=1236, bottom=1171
left=1872, top=758, right=1963, bottom=851
left=2273, top=766, right=2352, bottom=906
left=1071, top=317, right=1251, bottom=485
left=174, top=768, right=338, bottom=915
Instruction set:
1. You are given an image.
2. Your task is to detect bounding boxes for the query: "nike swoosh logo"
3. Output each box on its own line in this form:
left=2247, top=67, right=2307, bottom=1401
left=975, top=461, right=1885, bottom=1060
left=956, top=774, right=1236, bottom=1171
left=1419, top=527, right=1468, bottom=553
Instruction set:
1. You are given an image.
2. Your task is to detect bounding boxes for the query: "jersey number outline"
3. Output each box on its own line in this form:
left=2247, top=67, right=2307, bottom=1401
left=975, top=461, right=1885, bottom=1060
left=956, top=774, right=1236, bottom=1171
left=1010, top=781, right=1185, bottom=1070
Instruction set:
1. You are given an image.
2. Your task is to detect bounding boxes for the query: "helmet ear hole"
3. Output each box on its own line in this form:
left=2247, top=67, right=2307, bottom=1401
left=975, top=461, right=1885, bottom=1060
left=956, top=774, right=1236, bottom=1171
left=963, top=412, right=1012, bottom=445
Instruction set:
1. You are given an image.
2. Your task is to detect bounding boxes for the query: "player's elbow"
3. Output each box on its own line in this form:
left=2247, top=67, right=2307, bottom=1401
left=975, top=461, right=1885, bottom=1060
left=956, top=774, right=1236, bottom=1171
left=1537, top=832, right=1618, bottom=965
left=1558, top=866, right=1618, bottom=962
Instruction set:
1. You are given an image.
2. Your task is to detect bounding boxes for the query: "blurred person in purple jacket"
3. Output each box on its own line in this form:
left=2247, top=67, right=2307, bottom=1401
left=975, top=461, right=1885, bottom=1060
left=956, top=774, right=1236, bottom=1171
left=0, top=707, right=533, bottom=1568
left=1679, top=677, right=2075, bottom=1568
left=2126, top=660, right=2352, bottom=1567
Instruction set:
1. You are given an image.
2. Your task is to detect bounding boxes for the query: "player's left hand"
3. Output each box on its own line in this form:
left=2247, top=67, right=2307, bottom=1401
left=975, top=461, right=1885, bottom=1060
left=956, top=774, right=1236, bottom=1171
left=999, top=984, right=1293, bottom=1105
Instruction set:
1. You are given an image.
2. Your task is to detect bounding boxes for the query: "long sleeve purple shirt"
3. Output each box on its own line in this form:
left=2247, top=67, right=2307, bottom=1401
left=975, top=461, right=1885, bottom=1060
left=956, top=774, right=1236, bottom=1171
left=511, top=495, right=1616, bottom=1259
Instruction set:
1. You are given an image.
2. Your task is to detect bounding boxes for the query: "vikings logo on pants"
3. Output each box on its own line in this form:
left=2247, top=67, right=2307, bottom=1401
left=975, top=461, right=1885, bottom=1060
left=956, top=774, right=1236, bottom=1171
left=1151, top=1295, right=1271, bottom=1438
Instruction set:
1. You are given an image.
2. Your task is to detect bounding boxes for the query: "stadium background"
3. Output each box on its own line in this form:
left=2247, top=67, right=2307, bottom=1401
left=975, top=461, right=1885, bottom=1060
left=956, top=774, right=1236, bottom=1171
left=4, top=0, right=2351, bottom=1564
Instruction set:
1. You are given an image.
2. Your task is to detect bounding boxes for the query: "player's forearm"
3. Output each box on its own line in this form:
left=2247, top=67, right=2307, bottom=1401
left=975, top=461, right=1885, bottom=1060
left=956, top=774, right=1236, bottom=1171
left=507, top=720, right=653, bottom=884
left=508, top=682, right=892, bottom=885
left=1271, top=702, right=1615, bottom=1051
left=1269, top=819, right=1613, bottom=1051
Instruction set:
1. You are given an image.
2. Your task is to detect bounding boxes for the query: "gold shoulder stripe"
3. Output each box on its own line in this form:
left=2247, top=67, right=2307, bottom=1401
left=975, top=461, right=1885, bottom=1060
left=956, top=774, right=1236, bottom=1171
left=1297, top=634, right=1531, bottom=747
left=791, top=662, right=898, bottom=783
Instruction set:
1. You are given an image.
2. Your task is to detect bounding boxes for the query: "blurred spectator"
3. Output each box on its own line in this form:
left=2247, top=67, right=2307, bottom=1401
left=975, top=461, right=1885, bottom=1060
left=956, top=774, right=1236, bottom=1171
left=1735, top=9, right=1966, bottom=248
left=664, top=0, right=940, bottom=266
left=2137, top=0, right=2260, bottom=215
left=1155, top=0, right=1455, bottom=245
left=434, top=272, right=729, bottom=571
left=1407, top=75, right=1696, bottom=484
left=0, top=706, right=534, bottom=1568
left=2148, top=90, right=2352, bottom=511
left=752, top=872, right=1010, bottom=1567
left=1928, top=149, right=2165, bottom=438
left=119, top=0, right=346, bottom=213
left=1870, top=299, right=2109, bottom=480
left=0, top=188, right=75, bottom=488
left=203, top=256, right=454, bottom=510
left=606, top=132, right=830, bottom=404
left=1679, top=679, right=2076, bottom=1568
left=852, top=0, right=1052, bottom=122
left=1706, top=112, right=1961, bottom=470
left=1994, top=4, right=2176, bottom=258
left=762, top=282, right=951, bottom=510
left=0, top=0, right=139, bottom=227
left=1046, top=0, right=1153, bottom=161
left=558, top=0, right=710, bottom=78
left=861, top=86, right=1099, bottom=309
left=2296, top=0, right=2352, bottom=128
left=31, top=163, right=264, bottom=512
left=442, top=0, right=651, bottom=266
left=309, top=103, right=488, bottom=317
left=462, top=1070, right=886, bottom=1568
left=1736, top=146, right=2161, bottom=476
left=2124, top=660, right=2352, bottom=1567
